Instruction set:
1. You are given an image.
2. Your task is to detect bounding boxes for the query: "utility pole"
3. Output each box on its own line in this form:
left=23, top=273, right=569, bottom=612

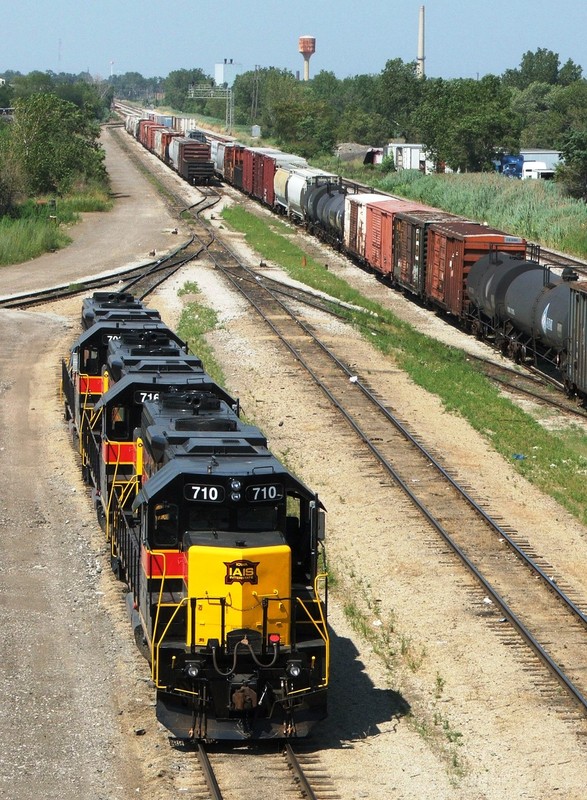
left=250, top=65, right=260, bottom=123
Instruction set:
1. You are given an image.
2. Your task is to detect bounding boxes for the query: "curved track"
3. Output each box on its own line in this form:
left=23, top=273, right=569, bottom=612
left=8, top=137, right=587, bottom=719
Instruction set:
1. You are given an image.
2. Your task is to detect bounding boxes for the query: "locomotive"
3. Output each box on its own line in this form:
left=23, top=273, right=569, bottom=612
left=62, top=292, right=329, bottom=741
left=115, top=105, right=587, bottom=399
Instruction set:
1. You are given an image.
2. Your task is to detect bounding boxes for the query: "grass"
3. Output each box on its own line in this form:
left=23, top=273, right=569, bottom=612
left=335, top=564, right=464, bottom=777
left=175, top=281, right=226, bottom=388
left=314, top=157, right=587, bottom=259
left=221, top=204, right=587, bottom=527
left=0, top=184, right=113, bottom=266
left=0, top=216, right=72, bottom=265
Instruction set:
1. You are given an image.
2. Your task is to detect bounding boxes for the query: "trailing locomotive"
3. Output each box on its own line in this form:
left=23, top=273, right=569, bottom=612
left=115, top=106, right=587, bottom=400
left=62, top=292, right=329, bottom=741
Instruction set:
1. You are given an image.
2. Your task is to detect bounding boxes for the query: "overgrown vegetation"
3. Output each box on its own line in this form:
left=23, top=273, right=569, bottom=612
left=312, top=156, right=587, bottom=258
left=0, top=73, right=112, bottom=266
left=0, top=188, right=112, bottom=266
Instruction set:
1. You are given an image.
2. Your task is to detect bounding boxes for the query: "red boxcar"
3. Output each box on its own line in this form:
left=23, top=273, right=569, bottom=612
left=364, top=198, right=436, bottom=277
left=425, top=221, right=527, bottom=317
left=392, top=208, right=457, bottom=297
left=242, top=147, right=279, bottom=198
left=344, top=194, right=391, bottom=262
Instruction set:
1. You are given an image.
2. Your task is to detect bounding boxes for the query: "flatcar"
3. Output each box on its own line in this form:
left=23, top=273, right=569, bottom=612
left=62, top=293, right=329, bottom=740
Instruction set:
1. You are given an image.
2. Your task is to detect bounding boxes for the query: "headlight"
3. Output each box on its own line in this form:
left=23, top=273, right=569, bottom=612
left=185, top=661, right=201, bottom=679
left=286, top=660, right=302, bottom=678
left=230, top=479, right=242, bottom=491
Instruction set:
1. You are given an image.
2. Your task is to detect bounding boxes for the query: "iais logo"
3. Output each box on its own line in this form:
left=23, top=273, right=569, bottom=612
left=224, top=559, right=260, bottom=585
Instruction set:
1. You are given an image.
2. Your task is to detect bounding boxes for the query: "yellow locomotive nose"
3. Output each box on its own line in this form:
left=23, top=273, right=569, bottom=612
left=186, top=539, right=292, bottom=648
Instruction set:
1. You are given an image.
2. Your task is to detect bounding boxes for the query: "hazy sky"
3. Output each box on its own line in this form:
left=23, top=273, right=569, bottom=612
left=3, top=0, right=586, bottom=81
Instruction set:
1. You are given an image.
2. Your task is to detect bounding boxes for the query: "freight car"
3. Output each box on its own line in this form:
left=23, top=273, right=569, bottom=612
left=200, top=131, right=587, bottom=397
left=467, top=251, right=581, bottom=386
left=124, top=112, right=214, bottom=185
left=115, top=107, right=587, bottom=399
left=62, top=292, right=329, bottom=741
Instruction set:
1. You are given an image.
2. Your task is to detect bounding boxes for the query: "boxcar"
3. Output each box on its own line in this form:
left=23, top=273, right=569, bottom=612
left=392, top=208, right=457, bottom=297
left=425, top=221, right=527, bottom=317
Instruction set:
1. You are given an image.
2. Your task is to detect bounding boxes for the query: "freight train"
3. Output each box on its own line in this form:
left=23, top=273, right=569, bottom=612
left=124, top=111, right=215, bottom=185
left=115, top=105, right=587, bottom=400
left=62, top=292, right=329, bottom=741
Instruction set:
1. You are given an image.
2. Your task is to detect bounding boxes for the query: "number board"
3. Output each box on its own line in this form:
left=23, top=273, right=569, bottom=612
left=133, top=390, right=161, bottom=404
left=184, top=484, right=225, bottom=502
left=245, top=484, right=284, bottom=502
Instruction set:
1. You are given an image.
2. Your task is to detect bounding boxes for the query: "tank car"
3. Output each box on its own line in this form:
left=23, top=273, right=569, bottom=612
left=467, top=251, right=578, bottom=368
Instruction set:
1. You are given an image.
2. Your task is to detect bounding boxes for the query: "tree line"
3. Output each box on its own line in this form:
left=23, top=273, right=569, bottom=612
left=2, top=48, right=587, bottom=204
left=110, top=49, right=587, bottom=197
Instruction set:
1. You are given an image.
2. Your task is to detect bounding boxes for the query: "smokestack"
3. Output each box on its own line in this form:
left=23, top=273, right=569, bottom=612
left=416, top=5, right=425, bottom=78
left=298, top=36, right=316, bottom=81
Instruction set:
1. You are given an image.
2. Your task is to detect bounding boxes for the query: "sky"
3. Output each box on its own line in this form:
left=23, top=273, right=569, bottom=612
left=2, top=0, right=587, bottom=82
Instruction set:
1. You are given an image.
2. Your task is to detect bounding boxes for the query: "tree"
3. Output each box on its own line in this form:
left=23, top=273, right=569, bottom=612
left=502, top=49, right=582, bottom=89
left=377, top=58, right=424, bottom=139
left=12, top=70, right=55, bottom=97
left=11, top=93, right=106, bottom=194
left=0, top=81, right=14, bottom=108
left=163, top=69, right=210, bottom=112
left=336, top=107, right=391, bottom=146
left=0, top=123, right=25, bottom=214
left=418, top=76, right=520, bottom=171
left=556, top=130, right=587, bottom=199
left=558, top=58, right=583, bottom=86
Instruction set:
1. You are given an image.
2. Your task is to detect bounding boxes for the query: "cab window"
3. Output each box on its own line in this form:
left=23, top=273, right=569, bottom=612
left=152, top=502, right=179, bottom=547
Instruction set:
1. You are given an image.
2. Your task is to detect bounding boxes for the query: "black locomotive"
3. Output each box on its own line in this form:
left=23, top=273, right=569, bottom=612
left=62, top=292, right=329, bottom=741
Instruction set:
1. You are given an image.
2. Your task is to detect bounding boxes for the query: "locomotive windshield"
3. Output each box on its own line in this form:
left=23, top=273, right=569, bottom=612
left=187, top=503, right=279, bottom=532
left=150, top=495, right=285, bottom=547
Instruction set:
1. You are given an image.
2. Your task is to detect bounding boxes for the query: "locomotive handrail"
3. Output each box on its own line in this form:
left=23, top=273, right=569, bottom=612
left=295, top=572, right=329, bottom=685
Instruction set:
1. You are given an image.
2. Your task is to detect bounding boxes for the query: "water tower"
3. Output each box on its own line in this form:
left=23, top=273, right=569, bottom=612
left=298, top=36, right=316, bottom=81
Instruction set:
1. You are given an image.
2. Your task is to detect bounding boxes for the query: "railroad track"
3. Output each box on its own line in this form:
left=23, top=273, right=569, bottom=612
left=465, top=352, right=587, bottom=419
left=184, top=210, right=587, bottom=719
left=183, top=742, right=338, bottom=800
left=0, top=240, right=201, bottom=309
left=10, top=118, right=587, bottom=721
left=242, top=268, right=587, bottom=420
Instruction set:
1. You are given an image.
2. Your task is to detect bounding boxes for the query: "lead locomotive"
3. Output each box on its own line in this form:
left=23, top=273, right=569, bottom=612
left=63, top=292, right=328, bottom=740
